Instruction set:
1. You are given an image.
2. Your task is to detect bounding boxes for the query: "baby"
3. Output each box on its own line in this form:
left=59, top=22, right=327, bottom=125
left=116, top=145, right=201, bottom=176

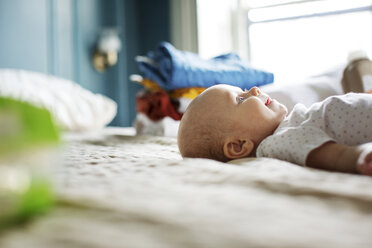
left=177, top=84, right=372, bottom=176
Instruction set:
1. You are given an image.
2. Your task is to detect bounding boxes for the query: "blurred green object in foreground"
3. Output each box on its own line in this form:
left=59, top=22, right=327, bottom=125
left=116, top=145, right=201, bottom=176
left=0, top=97, right=60, bottom=154
left=0, top=97, right=60, bottom=229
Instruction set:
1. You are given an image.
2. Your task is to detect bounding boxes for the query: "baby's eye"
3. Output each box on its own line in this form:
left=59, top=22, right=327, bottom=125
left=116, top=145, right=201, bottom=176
left=237, top=96, right=244, bottom=103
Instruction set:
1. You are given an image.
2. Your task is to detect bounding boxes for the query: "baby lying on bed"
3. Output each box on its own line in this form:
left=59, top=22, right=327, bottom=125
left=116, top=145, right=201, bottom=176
left=177, top=84, right=372, bottom=176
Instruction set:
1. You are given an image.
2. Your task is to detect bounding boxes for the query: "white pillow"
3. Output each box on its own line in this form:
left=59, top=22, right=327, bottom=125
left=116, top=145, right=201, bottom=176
left=0, top=69, right=117, bottom=131
left=261, top=64, right=345, bottom=112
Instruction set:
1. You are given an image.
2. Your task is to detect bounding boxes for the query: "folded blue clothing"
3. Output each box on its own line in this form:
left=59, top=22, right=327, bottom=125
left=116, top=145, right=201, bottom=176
left=136, top=42, right=274, bottom=90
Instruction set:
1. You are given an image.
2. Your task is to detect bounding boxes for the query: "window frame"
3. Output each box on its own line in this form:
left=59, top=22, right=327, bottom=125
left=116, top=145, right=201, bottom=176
left=241, top=0, right=372, bottom=61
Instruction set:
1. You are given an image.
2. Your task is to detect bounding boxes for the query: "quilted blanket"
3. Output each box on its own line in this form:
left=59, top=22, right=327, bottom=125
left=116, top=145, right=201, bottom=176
left=1, top=127, right=372, bottom=248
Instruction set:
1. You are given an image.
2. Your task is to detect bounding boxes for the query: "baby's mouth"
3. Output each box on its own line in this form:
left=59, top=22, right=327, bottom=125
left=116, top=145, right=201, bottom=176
left=265, top=97, right=272, bottom=106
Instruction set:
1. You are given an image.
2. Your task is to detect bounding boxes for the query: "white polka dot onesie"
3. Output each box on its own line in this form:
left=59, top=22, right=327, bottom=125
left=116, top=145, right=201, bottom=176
left=256, top=93, right=372, bottom=166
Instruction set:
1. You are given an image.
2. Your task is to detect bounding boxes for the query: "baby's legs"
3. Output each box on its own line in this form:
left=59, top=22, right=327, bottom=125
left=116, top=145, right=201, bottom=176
left=356, top=143, right=372, bottom=176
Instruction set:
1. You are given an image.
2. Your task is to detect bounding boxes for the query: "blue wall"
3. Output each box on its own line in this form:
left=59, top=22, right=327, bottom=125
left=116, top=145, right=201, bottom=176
left=0, top=0, right=170, bottom=126
left=0, top=0, right=50, bottom=73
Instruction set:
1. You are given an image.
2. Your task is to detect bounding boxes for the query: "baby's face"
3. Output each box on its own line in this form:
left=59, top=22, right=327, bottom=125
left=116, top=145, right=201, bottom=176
left=198, top=84, right=288, bottom=143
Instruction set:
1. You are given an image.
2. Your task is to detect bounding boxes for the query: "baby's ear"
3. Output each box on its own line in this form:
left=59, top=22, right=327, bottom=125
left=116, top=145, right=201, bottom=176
left=223, top=137, right=254, bottom=160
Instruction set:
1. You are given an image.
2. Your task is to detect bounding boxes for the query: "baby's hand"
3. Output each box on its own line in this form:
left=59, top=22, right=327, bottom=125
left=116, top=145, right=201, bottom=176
left=357, top=143, right=372, bottom=176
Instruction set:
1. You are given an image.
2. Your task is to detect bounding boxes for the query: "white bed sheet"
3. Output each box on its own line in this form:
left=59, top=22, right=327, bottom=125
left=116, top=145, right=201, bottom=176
left=1, top=127, right=372, bottom=248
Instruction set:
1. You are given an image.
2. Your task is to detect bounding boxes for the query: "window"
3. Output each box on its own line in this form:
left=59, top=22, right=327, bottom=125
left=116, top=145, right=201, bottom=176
left=197, top=0, right=372, bottom=84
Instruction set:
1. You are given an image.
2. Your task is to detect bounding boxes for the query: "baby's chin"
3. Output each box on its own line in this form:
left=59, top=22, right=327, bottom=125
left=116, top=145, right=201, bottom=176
left=281, top=104, right=289, bottom=117
left=272, top=99, right=288, bottom=118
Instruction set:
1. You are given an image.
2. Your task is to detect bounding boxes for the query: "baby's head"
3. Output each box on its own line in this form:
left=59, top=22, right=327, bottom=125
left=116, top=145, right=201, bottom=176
left=178, top=84, right=288, bottom=162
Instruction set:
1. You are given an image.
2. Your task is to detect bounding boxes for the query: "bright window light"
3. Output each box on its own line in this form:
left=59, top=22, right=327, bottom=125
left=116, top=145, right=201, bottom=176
left=242, top=0, right=303, bottom=9
left=196, top=0, right=236, bottom=59
left=249, top=0, right=372, bottom=22
left=197, top=0, right=372, bottom=85
left=249, top=10, right=372, bottom=83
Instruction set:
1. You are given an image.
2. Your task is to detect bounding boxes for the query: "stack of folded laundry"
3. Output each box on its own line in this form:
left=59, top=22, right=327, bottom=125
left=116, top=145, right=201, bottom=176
left=132, top=42, right=274, bottom=137
left=131, top=75, right=204, bottom=137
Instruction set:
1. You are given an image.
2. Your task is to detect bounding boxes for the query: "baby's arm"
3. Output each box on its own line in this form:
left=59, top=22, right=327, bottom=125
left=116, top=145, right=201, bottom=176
left=306, top=142, right=372, bottom=176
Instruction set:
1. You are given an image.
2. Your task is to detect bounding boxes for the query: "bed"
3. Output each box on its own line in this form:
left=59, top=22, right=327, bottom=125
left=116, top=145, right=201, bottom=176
left=1, top=69, right=372, bottom=248
left=1, top=127, right=372, bottom=248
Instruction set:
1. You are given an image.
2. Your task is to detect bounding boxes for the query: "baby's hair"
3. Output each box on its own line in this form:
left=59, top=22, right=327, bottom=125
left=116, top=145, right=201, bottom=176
left=178, top=110, right=230, bottom=162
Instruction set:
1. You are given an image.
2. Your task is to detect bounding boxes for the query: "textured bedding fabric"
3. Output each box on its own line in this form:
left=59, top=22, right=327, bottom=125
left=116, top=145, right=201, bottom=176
left=1, top=127, right=372, bottom=248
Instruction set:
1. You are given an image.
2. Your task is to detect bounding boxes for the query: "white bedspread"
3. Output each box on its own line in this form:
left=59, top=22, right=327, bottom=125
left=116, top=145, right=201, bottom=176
left=1, top=127, right=372, bottom=248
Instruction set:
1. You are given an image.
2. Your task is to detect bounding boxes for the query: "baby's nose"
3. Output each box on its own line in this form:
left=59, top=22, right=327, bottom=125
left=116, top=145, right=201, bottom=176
left=249, top=87, right=260, bottom=96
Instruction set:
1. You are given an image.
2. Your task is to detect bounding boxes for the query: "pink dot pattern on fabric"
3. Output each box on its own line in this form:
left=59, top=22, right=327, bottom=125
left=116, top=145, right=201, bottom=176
left=256, top=93, right=372, bottom=166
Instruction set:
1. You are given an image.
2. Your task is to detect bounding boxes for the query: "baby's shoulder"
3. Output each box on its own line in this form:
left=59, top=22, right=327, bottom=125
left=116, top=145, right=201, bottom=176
left=323, top=92, right=372, bottom=104
left=316, top=93, right=372, bottom=113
